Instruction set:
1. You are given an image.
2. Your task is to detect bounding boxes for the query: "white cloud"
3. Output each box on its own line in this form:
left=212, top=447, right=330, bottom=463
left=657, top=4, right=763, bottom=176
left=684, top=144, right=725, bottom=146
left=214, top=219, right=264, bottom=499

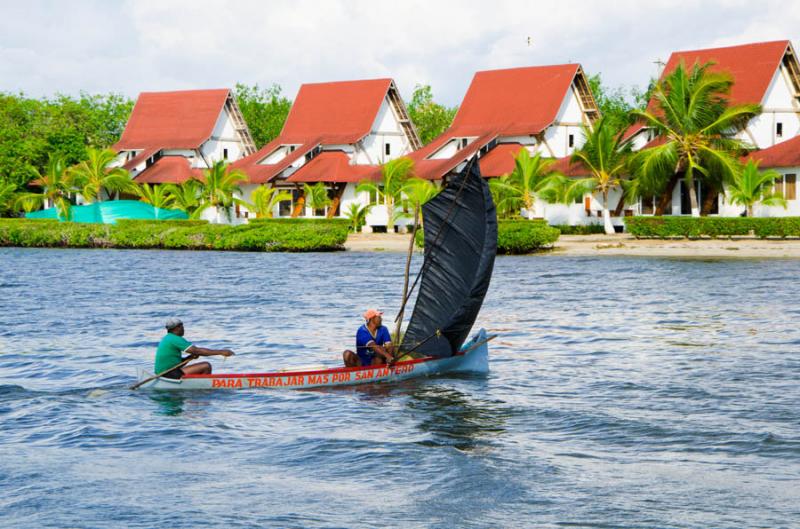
left=0, top=0, right=797, bottom=105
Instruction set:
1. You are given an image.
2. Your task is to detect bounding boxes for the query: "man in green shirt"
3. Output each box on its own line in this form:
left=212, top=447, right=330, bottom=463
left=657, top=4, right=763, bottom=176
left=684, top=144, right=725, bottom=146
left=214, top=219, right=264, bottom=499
left=155, top=318, right=235, bottom=379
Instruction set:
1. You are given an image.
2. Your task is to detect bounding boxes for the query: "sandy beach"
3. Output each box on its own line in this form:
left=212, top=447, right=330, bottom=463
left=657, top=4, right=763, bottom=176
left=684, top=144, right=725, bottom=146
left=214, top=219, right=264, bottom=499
left=345, top=232, right=800, bottom=258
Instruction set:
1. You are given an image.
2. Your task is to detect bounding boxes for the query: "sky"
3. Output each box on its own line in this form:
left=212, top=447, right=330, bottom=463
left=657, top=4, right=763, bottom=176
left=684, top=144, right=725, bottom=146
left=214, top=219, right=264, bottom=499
left=0, top=0, right=798, bottom=105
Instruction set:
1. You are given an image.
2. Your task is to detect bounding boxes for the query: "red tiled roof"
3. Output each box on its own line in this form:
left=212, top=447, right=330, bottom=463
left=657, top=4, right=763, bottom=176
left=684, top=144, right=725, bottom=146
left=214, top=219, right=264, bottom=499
left=550, top=155, right=592, bottom=177
left=286, top=151, right=376, bottom=183
left=409, top=132, right=499, bottom=180
left=114, top=89, right=230, bottom=151
left=450, top=64, right=580, bottom=136
left=745, top=135, right=800, bottom=168
left=478, top=143, right=525, bottom=177
left=625, top=40, right=791, bottom=141
left=281, top=78, right=393, bottom=144
left=406, top=64, right=582, bottom=180
left=233, top=139, right=321, bottom=184
left=233, top=78, right=393, bottom=183
left=133, top=156, right=203, bottom=184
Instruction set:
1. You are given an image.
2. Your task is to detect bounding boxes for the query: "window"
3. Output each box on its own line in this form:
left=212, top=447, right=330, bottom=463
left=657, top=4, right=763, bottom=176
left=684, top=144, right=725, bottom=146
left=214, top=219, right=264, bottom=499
left=385, top=143, right=391, bottom=156
left=369, top=185, right=385, bottom=206
left=785, top=174, right=796, bottom=200
left=568, top=134, right=575, bottom=148
left=459, top=138, right=468, bottom=149
left=777, top=122, right=784, bottom=138
left=223, top=148, right=229, bottom=160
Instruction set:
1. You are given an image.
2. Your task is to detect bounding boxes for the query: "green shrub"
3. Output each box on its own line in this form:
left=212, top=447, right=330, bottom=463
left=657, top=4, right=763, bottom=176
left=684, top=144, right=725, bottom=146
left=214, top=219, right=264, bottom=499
left=0, top=218, right=349, bottom=251
left=626, top=217, right=800, bottom=238
left=552, top=224, right=606, bottom=235
left=415, top=219, right=560, bottom=254
left=115, top=219, right=209, bottom=228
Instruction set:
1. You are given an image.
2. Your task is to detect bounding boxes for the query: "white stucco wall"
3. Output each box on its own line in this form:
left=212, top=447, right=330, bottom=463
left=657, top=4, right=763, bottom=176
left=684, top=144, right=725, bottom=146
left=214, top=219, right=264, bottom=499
left=198, top=108, right=246, bottom=164
left=539, top=86, right=588, bottom=158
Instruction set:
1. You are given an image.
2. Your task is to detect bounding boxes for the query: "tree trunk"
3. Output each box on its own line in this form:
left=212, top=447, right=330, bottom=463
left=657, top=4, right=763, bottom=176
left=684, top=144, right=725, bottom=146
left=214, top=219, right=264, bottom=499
left=291, top=195, right=305, bottom=218
left=386, top=198, right=394, bottom=233
left=525, top=196, right=536, bottom=219
left=395, top=207, right=419, bottom=348
left=687, top=179, right=700, bottom=217
left=700, top=183, right=719, bottom=216
left=613, top=192, right=626, bottom=217
left=655, top=172, right=681, bottom=215
left=747, top=205, right=753, bottom=217
left=602, top=192, right=614, bottom=234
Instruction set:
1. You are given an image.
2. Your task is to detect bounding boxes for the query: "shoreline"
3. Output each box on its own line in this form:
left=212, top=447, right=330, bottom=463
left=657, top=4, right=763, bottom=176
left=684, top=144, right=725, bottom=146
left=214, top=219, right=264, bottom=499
left=345, top=233, right=800, bottom=258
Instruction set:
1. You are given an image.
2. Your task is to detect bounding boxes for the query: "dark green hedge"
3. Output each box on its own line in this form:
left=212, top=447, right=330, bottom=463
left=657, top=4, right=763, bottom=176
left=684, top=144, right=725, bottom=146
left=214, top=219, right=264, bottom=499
left=0, top=218, right=349, bottom=252
left=415, top=219, right=560, bottom=254
left=626, top=216, right=800, bottom=238
left=552, top=224, right=606, bottom=235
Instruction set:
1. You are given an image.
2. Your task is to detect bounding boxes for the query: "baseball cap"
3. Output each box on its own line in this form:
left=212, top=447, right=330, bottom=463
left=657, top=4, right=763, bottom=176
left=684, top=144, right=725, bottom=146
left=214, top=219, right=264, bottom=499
left=165, top=317, right=183, bottom=330
left=362, top=309, right=384, bottom=320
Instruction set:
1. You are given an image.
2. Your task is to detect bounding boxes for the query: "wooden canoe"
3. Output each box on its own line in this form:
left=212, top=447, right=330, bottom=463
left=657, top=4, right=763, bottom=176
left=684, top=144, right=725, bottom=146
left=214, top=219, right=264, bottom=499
left=135, top=329, right=492, bottom=391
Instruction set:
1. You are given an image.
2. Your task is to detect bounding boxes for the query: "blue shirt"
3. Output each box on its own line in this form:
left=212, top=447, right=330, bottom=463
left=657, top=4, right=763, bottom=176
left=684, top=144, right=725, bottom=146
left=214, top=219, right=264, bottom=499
left=356, top=324, right=392, bottom=365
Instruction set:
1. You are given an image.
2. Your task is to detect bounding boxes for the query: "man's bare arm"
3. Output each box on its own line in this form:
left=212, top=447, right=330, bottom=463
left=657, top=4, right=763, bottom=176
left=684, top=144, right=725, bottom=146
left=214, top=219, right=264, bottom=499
left=186, top=345, right=235, bottom=357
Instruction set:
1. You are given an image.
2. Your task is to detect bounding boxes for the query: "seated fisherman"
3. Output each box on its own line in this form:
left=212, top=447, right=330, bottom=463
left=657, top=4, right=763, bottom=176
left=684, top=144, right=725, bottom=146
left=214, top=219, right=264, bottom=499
left=156, top=318, right=235, bottom=379
left=343, top=309, right=395, bottom=367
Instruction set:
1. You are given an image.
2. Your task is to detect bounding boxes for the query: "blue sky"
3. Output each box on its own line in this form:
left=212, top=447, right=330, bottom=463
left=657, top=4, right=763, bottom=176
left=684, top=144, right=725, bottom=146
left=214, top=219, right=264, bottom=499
left=0, top=0, right=797, bottom=105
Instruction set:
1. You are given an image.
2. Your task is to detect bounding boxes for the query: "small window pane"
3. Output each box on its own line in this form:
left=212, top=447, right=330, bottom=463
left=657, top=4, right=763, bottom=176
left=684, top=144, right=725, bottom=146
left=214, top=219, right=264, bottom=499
left=785, top=174, right=796, bottom=200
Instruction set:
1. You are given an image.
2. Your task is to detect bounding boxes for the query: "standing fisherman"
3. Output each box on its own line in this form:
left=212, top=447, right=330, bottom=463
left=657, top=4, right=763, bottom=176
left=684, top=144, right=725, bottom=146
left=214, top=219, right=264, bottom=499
left=155, top=318, right=235, bottom=379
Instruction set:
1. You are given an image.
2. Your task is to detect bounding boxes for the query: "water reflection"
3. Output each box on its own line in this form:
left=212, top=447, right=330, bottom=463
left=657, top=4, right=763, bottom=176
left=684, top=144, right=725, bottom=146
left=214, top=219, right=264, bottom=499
left=406, top=382, right=509, bottom=452
left=149, top=392, right=186, bottom=416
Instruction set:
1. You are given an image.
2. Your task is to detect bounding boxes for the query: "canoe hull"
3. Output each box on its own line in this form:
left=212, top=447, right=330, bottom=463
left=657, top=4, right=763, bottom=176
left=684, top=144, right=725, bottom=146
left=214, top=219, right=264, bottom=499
left=137, top=329, right=490, bottom=391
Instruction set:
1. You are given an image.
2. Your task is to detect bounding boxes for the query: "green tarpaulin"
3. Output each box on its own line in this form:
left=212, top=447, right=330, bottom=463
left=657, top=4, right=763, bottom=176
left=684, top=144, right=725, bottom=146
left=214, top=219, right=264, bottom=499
left=26, top=200, right=188, bottom=224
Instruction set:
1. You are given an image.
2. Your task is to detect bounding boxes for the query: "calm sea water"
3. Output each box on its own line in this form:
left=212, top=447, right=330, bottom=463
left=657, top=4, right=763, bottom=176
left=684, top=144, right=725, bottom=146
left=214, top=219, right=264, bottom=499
left=0, top=248, right=799, bottom=529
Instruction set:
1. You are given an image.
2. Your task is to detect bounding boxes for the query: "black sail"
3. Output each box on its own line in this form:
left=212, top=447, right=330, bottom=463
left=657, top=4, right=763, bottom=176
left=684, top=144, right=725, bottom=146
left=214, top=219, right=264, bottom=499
left=400, top=157, right=497, bottom=358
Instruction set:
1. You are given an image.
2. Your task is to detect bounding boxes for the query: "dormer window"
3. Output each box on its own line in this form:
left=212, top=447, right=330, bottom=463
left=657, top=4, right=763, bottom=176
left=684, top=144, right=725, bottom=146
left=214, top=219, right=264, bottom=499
left=259, top=144, right=302, bottom=165
left=426, top=137, right=477, bottom=160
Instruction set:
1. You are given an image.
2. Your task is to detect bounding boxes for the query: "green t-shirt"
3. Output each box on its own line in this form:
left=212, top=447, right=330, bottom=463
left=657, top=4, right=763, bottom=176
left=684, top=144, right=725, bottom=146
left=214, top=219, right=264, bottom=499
left=155, top=333, right=193, bottom=373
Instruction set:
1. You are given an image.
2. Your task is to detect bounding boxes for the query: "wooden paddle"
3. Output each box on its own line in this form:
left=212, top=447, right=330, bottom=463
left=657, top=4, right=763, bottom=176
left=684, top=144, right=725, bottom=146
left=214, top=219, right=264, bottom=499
left=130, top=355, right=197, bottom=390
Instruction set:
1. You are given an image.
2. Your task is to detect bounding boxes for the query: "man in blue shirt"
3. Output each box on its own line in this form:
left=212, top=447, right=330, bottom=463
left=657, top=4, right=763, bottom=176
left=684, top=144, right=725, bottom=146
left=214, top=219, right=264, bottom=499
left=343, top=309, right=395, bottom=367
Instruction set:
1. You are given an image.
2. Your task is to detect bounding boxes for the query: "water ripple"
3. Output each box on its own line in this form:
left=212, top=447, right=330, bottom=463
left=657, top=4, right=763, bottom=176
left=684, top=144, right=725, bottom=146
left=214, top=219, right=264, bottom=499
left=1, top=248, right=799, bottom=528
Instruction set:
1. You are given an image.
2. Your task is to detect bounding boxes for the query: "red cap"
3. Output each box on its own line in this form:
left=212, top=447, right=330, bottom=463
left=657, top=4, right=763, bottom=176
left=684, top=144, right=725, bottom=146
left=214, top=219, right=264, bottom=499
left=362, top=309, right=384, bottom=320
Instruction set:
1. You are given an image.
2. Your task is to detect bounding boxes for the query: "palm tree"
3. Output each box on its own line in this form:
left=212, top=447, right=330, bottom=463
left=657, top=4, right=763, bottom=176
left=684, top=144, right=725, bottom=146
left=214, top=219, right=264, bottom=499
left=570, top=117, right=632, bottom=234
left=357, top=157, right=414, bottom=232
left=507, top=149, right=560, bottom=219
left=344, top=202, right=372, bottom=232
left=247, top=186, right=292, bottom=219
left=193, top=160, right=248, bottom=222
left=165, top=180, right=203, bottom=218
left=137, top=183, right=175, bottom=210
left=16, top=155, right=75, bottom=219
left=0, top=182, right=19, bottom=217
left=302, top=182, right=332, bottom=216
left=397, top=178, right=439, bottom=227
left=68, top=147, right=135, bottom=203
left=538, top=174, right=594, bottom=206
left=725, top=160, right=787, bottom=217
left=488, top=175, right=522, bottom=219
left=631, top=61, right=760, bottom=217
